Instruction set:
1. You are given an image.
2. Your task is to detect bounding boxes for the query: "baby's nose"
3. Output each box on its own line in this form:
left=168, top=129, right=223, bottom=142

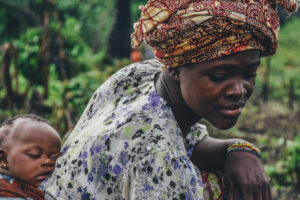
left=41, top=157, right=55, bottom=167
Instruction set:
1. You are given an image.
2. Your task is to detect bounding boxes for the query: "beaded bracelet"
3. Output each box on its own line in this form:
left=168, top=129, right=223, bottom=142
left=226, top=141, right=261, bottom=159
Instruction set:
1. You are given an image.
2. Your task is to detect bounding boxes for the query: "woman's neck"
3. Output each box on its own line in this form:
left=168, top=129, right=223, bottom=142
left=154, top=69, right=200, bottom=136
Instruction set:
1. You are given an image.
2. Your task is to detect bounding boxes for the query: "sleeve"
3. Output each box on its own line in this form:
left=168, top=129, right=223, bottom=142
left=185, top=123, right=208, bottom=158
left=121, top=150, right=204, bottom=200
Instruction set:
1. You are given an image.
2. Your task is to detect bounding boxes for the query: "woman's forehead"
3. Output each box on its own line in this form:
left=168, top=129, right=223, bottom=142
left=211, top=53, right=260, bottom=68
left=209, top=49, right=260, bottom=63
left=181, top=50, right=261, bottom=71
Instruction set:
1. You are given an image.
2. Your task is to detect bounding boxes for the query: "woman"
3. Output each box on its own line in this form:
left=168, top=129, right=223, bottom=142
left=43, top=0, right=298, bottom=199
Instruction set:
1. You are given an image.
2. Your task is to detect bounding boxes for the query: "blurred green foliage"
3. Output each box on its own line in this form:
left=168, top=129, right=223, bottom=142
left=265, top=137, right=300, bottom=188
left=258, top=17, right=300, bottom=101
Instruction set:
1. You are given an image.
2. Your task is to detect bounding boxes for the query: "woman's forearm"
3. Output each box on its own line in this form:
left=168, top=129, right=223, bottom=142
left=190, top=135, right=241, bottom=171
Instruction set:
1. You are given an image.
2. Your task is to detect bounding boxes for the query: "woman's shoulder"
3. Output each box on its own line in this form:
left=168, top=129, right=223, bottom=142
left=91, top=59, right=162, bottom=98
left=87, top=59, right=163, bottom=110
left=110, top=59, right=163, bottom=80
left=127, top=59, right=164, bottom=71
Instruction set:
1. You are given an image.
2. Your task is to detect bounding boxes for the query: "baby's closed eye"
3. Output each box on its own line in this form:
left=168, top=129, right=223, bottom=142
left=25, top=152, right=41, bottom=159
left=49, top=152, right=62, bottom=160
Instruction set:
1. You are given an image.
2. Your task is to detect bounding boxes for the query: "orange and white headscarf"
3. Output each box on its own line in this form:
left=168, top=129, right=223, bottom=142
left=131, top=0, right=299, bottom=68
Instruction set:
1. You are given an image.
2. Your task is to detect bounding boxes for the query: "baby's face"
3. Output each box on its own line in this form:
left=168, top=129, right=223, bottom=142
left=4, top=119, right=61, bottom=187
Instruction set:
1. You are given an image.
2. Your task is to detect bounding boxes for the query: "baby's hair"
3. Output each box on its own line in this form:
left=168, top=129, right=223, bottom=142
left=0, top=114, right=49, bottom=146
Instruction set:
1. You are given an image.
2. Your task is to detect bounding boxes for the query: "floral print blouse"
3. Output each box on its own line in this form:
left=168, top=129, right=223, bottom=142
left=42, top=60, right=208, bottom=200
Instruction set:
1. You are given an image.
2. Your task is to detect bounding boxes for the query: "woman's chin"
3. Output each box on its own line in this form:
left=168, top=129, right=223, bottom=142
left=210, top=117, right=239, bottom=130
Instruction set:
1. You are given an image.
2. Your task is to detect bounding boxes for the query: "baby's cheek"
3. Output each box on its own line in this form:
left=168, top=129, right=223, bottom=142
left=11, top=155, right=28, bottom=166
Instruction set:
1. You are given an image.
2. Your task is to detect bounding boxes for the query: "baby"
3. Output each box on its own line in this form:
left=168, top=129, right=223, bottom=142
left=0, top=114, right=61, bottom=199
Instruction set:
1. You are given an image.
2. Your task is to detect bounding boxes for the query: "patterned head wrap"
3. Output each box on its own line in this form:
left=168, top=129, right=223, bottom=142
left=131, top=0, right=299, bottom=67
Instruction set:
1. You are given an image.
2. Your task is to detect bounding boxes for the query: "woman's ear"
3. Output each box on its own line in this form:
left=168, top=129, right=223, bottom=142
left=0, top=148, right=9, bottom=170
left=168, top=68, right=180, bottom=81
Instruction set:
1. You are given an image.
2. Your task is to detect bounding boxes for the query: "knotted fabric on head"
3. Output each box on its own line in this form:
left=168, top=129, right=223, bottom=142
left=131, top=0, right=299, bottom=68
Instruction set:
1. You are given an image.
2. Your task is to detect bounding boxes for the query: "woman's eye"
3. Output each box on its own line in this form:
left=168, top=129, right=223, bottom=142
left=209, top=74, right=227, bottom=82
left=26, top=153, right=41, bottom=159
left=244, top=73, right=257, bottom=79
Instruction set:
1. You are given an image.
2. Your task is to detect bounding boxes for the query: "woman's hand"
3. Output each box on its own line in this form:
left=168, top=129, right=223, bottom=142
left=192, top=136, right=272, bottom=199
left=191, top=136, right=272, bottom=199
left=223, top=151, right=272, bottom=200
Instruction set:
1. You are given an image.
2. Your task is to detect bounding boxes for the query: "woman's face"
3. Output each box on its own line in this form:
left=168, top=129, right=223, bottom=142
left=178, top=50, right=260, bottom=130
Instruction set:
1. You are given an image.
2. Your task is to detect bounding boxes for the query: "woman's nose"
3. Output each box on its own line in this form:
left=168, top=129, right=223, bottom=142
left=225, top=79, right=247, bottom=100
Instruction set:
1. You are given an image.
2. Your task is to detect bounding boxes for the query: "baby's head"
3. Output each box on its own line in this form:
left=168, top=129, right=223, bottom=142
left=0, top=114, right=61, bottom=187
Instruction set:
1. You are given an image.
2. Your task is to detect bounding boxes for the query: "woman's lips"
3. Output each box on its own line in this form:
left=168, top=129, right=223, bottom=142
left=218, top=104, right=243, bottom=118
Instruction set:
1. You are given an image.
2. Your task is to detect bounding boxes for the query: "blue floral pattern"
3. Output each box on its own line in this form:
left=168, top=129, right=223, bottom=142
left=42, top=60, right=207, bottom=200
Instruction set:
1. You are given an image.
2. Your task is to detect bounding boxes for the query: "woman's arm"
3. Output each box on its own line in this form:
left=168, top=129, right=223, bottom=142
left=190, top=135, right=237, bottom=171
left=191, top=136, right=272, bottom=200
left=122, top=150, right=204, bottom=200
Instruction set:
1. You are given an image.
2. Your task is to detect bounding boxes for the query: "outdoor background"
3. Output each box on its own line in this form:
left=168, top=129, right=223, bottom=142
left=0, top=1, right=299, bottom=199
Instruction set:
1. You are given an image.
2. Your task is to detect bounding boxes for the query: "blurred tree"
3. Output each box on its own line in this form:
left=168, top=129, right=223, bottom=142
left=2, top=43, right=27, bottom=113
left=107, top=0, right=131, bottom=59
left=262, top=57, right=271, bottom=102
left=0, top=1, right=40, bottom=39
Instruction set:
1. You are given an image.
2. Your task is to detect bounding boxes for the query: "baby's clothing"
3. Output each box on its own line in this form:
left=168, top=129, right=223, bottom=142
left=0, top=173, right=55, bottom=200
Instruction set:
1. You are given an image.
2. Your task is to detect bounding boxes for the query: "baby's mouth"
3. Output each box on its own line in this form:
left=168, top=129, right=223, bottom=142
left=36, top=171, right=52, bottom=182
